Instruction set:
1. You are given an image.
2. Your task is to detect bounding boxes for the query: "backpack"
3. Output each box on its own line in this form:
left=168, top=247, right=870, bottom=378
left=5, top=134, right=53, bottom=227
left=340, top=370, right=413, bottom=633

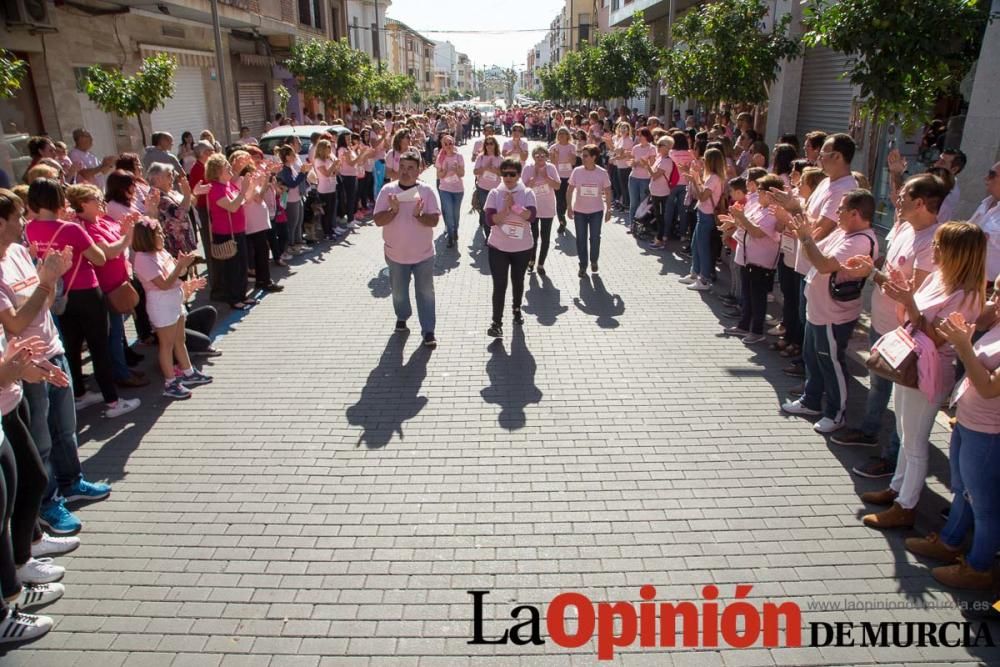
left=667, top=160, right=680, bottom=189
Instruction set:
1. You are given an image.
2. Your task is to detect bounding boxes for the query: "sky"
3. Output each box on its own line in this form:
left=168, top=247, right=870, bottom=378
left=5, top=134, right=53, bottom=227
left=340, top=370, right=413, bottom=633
left=384, top=0, right=567, bottom=71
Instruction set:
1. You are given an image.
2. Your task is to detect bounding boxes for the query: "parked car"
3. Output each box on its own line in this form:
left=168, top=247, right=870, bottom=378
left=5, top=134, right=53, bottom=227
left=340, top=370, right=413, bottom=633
left=477, top=104, right=496, bottom=125
left=2, top=133, right=31, bottom=184
left=258, top=124, right=351, bottom=158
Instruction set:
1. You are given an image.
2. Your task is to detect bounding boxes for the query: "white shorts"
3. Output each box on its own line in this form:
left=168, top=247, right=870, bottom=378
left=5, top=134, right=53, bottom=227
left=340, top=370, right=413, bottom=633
left=146, top=287, right=185, bottom=329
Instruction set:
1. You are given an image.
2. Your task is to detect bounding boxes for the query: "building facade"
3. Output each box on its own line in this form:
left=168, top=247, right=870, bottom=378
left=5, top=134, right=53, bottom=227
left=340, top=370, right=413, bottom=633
left=384, top=18, right=435, bottom=97
left=345, top=0, right=390, bottom=67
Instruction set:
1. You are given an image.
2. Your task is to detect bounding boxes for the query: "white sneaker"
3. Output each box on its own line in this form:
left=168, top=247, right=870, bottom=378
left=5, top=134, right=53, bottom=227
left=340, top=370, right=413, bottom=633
left=280, top=252, right=293, bottom=261
left=104, top=397, right=140, bottom=419
left=687, top=280, right=711, bottom=291
left=347, top=221, right=359, bottom=230
left=15, top=582, right=65, bottom=611
left=0, top=607, right=52, bottom=644
left=16, top=557, right=65, bottom=584
left=678, top=274, right=697, bottom=285
left=813, top=416, right=845, bottom=434
left=781, top=398, right=822, bottom=416
left=74, top=390, right=103, bottom=411
left=31, top=533, right=80, bottom=558
left=767, top=325, right=785, bottom=336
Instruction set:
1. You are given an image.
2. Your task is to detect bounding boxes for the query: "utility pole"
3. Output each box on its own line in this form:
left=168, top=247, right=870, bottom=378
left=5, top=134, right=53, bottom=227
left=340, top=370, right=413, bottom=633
left=374, top=0, right=383, bottom=71
left=210, top=0, right=233, bottom=144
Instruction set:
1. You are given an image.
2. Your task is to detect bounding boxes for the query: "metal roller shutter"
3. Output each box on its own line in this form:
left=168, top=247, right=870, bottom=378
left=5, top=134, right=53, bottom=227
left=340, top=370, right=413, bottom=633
left=150, top=66, right=210, bottom=146
left=795, top=46, right=855, bottom=139
left=237, top=82, right=267, bottom=138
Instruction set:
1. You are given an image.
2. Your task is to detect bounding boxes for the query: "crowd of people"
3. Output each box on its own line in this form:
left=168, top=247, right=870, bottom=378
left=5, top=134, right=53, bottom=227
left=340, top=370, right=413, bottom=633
left=0, top=97, right=998, bottom=645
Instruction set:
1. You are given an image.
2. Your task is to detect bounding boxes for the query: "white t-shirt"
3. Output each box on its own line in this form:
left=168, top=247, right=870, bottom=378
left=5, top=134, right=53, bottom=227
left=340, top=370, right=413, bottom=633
left=314, top=158, right=337, bottom=194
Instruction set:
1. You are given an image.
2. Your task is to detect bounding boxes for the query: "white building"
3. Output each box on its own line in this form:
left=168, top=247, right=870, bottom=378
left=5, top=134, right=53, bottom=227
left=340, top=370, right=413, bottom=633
left=433, top=40, right=457, bottom=94
left=346, top=0, right=391, bottom=65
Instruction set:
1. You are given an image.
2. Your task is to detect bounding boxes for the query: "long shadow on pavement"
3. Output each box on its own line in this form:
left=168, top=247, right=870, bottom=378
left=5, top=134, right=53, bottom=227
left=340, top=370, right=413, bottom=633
left=481, top=328, right=542, bottom=430
left=523, top=272, right=568, bottom=326
left=573, top=274, right=625, bottom=328
left=346, top=333, right=431, bottom=449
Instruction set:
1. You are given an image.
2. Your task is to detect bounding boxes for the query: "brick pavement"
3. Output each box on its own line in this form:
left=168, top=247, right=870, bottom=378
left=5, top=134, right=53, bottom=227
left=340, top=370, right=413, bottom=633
left=4, top=141, right=999, bottom=666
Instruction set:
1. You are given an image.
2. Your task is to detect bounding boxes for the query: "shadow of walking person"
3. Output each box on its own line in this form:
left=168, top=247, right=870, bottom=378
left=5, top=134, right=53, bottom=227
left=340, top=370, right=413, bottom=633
left=480, top=327, right=542, bottom=431
left=346, top=334, right=432, bottom=449
left=523, top=273, right=568, bottom=326
left=573, top=275, right=625, bottom=329
left=434, top=233, right=460, bottom=276
left=467, top=232, right=492, bottom=275
left=367, top=266, right=392, bottom=299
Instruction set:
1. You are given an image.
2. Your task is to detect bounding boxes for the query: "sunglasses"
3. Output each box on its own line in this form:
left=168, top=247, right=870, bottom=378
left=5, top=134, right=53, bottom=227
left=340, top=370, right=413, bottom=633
left=501, top=171, right=519, bottom=177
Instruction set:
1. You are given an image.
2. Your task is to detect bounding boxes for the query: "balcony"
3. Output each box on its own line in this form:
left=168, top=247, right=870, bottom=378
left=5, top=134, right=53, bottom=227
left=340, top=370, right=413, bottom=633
left=609, top=0, right=698, bottom=28
left=116, top=0, right=298, bottom=35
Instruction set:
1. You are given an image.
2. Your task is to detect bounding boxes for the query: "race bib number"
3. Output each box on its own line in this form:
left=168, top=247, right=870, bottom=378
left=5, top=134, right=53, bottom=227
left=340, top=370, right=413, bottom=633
left=558, top=163, right=572, bottom=175
left=876, top=327, right=917, bottom=369
left=534, top=184, right=551, bottom=196
left=479, top=171, right=499, bottom=187
left=780, top=232, right=796, bottom=255
left=444, top=174, right=461, bottom=185
left=580, top=185, right=600, bottom=198
left=502, top=223, right=525, bottom=240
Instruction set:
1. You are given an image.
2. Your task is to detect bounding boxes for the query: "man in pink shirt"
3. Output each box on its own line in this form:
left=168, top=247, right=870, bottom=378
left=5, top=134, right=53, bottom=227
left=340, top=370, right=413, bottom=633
left=373, top=150, right=441, bottom=348
left=782, top=189, right=879, bottom=434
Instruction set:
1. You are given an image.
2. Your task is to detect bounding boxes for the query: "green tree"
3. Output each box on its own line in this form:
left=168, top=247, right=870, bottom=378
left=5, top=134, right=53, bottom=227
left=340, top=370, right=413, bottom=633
left=274, top=84, right=291, bottom=116
left=369, top=71, right=415, bottom=109
left=588, top=13, right=665, bottom=103
left=662, top=0, right=799, bottom=110
left=500, top=68, right=518, bottom=106
left=538, top=64, right=563, bottom=103
left=285, top=38, right=371, bottom=112
left=83, top=53, right=176, bottom=146
left=1, top=49, right=28, bottom=100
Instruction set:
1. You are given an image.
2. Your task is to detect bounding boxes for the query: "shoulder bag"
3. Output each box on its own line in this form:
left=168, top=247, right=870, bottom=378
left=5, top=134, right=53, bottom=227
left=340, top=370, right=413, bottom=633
left=829, top=232, right=875, bottom=302
left=210, top=206, right=238, bottom=261
left=866, top=321, right=920, bottom=388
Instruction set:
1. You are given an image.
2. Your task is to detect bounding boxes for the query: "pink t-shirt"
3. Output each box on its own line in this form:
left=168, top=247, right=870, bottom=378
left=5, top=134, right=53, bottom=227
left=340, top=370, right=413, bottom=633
left=0, top=244, right=64, bottom=359
left=475, top=155, right=502, bottom=190
left=437, top=153, right=465, bottom=193
left=742, top=206, right=781, bottom=269
left=669, top=150, right=693, bottom=185
left=374, top=182, right=441, bottom=265
left=314, top=158, right=337, bottom=194
left=81, top=215, right=131, bottom=294
left=549, top=143, right=577, bottom=179
left=338, top=147, right=358, bottom=177
left=870, top=221, right=938, bottom=335
left=795, top=173, right=858, bottom=274
left=569, top=166, right=611, bottom=215
left=208, top=181, right=247, bottom=236
left=502, top=138, right=528, bottom=158
left=485, top=184, right=537, bottom=253
left=955, top=322, right=1000, bottom=434
left=630, top=143, right=657, bottom=179
left=613, top=136, right=634, bottom=168
left=25, top=219, right=100, bottom=291
left=133, top=249, right=179, bottom=293
left=521, top=162, right=559, bottom=219
left=697, top=175, right=723, bottom=215
left=0, top=331, right=23, bottom=417
left=385, top=149, right=402, bottom=176
left=804, top=227, right=879, bottom=326
left=649, top=155, right=675, bottom=197
left=912, top=271, right=982, bottom=387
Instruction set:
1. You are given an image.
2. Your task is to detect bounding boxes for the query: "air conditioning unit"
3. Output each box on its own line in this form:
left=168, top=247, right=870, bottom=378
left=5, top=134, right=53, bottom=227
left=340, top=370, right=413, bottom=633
left=2, top=0, right=56, bottom=30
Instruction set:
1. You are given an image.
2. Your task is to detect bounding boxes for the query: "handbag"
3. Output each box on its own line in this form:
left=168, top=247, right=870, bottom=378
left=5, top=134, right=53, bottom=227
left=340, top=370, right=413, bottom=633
left=470, top=187, right=482, bottom=213
left=866, top=323, right=919, bottom=388
left=106, top=280, right=140, bottom=314
left=829, top=232, right=875, bottom=302
left=210, top=209, right=238, bottom=260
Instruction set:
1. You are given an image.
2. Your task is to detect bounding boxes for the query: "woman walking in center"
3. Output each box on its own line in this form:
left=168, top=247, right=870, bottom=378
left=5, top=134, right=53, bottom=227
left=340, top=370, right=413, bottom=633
left=436, top=134, right=465, bottom=248
left=567, top=145, right=613, bottom=278
left=521, top=146, right=559, bottom=276
left=473, top=136, right=503, bottom=239
left=550, top=128, right=576, bottom=235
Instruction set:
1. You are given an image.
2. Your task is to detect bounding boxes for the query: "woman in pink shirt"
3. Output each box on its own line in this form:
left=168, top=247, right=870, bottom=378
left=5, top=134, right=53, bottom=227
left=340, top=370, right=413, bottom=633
left=24, top=178, right=139, bottom=418
left=206, top=154, right=256, bottom=310
left=484, top=158, right=537, bottom=338
left=648, top=135, right=676, bottom=249
left=912, top=280, right=1000, bottom=590
left=501, top=124, right=529, bottom=163
left=337, top=133, right=364, bottom=227
left=549, top=128, right=577, bottom=234
left=435, top=134, right=465, bottom=248
left=567, top=145, right=613, bottom=278
left=628, top=127, right=657, bottom=228
left=385, top=129, right=412, bottom=183
left=680, top=148, right=726, bottom=290
left=862, top=222, right=986, bottom=531
left=473, top=137, right=503, bottom=238
left=521, top=147, right=560, bottom=276
left=611, top=122, right=634, bottom=214
left=104, top=170, right=153, bottom=223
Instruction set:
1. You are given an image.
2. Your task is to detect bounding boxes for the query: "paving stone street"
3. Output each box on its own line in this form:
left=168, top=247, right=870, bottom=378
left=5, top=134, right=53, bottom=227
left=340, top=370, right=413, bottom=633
left=5, top=141, right=999, bottom=666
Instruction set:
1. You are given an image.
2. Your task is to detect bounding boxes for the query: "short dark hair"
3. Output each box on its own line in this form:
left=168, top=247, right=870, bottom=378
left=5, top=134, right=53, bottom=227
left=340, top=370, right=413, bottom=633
left=115, top=153, right=141, bottom=174
left=728, top=177, right=747, bottom=194
left=398, top=149, right=422, bottom=166
left=746, top=167, right=768, bottom=183
left=499, top=158, right=522, bottom=174
left=131, top=221, right=161, bottom=253
left=105, top=170, right=136, bottom=206
left=772, top=143, right=798, bottom=176
left=27, top=178, right=64, bottom=213
left=151, top=132, right=172, bottom=147
left=0, top=187, right=24, bottom=221
left=779, top=133, right=800, bottom=152
left=941, top=148, right=967, bottom=173
left=842, top=188, right=875, bottom=222
left=743, top=129, right=759, bottom=143
left=27, top=136, right=54, bottom=159
left=827, top=133, right=856, bottom=164
left=756, top=174, right=786, bottom=193
left=905, top=173, right=948, bottom=215
left=791, top=159, right=810, bottom=175
left=637, top=127, right=653, bottom=142
left=670, top=132, right=689, bottom=151
left=805, top=131, right=828, bottom=151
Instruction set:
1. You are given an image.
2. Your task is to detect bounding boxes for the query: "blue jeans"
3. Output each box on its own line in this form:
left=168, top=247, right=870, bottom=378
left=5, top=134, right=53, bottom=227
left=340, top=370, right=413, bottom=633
left=476, top=186, right=491, bottom=233
left=691, top=210, right=715, bottom=281
left=574, top=211, right=603, bottom=268
left=438, top=189, right=463, bottom=239
left=860, top=326, right=901, bottom=463
left=940, top=424, right=1000, bottom=571
left=374, top=159, right=386, bottom=198
left=387, top=256, right=436, bottom=335
left=802, top=320, right=857, bottom=421
left=21, top=354, right=83, bottom=504
left=628, top=176, right=650, bottom=225
left=663, top=184, right=686, bottom=238
left=108, top=312, right=129, bottom=382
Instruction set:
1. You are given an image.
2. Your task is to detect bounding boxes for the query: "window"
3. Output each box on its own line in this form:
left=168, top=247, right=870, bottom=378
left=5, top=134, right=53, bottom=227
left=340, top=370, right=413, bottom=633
left=407, top=39, right=413, bottom=52
left=312, top=0, right=324, bottom=30
left=371, top=23, right=380, bottom=60
left=579, top=13, right=590, bottom=44
left=297, top=0, right=311, bottom=25
left=425, top=71, right=430, bottom=82
left=408, top=68, right=415, bottom=77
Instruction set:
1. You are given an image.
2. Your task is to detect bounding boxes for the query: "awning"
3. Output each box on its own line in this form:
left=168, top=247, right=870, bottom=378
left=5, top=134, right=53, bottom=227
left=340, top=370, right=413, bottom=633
left=139, top=44, right=217, bottom=68
left=239, top=53, right=275, bottom=68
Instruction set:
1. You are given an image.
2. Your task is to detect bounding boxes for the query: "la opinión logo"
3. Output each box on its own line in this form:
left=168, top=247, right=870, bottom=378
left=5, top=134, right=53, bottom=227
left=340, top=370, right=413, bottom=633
left=467, top=586, right=996, bottom=660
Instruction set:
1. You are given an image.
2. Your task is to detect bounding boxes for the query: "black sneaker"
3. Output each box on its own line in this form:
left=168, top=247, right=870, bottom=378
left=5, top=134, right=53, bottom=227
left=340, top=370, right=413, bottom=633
left=512, top=309, right=524, bottom=325
left=591, top=262, right=599, bottom=273
left=423, top=333, right=437, bottom=348
left=852, top=457, right=894, bottom=479
left=578, top=267, right=587, bottom=278
left=558, top=223, right=567, bottom=235
left=830, top=428, right=879, bottom=447
left=527, top=260, right=535, bottom=273
left=487, top=322, right=502, bottom=338
left=446, top=237, right=455, bottom=248
left=394, top=320, right=409, bottom=333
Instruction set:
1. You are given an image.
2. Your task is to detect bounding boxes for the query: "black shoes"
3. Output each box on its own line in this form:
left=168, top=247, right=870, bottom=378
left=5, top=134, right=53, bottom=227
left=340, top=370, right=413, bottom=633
left=578, top=267, right=587, bottom=278
left=487, top=322, right=502, bottom=338
left=512, top=309, right=524, bottom=325
left=395, top=320, right=409, bottom=333
left=446, top=236, right=455, bottom=248
left=423, top=332, right=437, bottom=348
left=591, top=262, right=599, bottom=273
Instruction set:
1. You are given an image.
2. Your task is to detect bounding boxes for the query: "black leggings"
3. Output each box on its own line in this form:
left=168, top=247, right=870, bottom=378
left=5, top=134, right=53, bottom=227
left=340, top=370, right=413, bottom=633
left=358, top=172, right=374, bottom=209
left=556, top=178, right=569, bottom=224
left=0, top=438, right=18, bottom=604
left=340, top=175, right=358, bottom=221
left=213, top=232, right=248, bottom=305
left=1, top=400, right=45, bottom=567
left=61, top=287, right=117, bottom=403
left=319, top=191, right=338, bottom=236
left=488, top=246, right=532, bottom=324
left=247, top=230, right=272, bottom=288
left=779, top=262, right=802, bottom=345
left=739, top=265, right=776, bottom=335
left=185, top=305, right=217, bottom=352
left=531, top=218, right=553, bottom=266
